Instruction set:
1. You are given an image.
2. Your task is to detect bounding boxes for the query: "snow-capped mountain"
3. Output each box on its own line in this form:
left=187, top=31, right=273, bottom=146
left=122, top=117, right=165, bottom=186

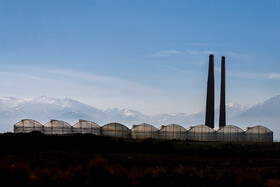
left=184, top=102, right=251, bottom=126
left=0, top=96, right=101, bottom=130
left=0, top=95, right=279, bottom=140
left=237, top=95, right=280, bottom=118
left=230, top=95, right=280, bottom=137
left=226, top=102, right=251, bottom=118
left=0, top=96, right=148, bottom=131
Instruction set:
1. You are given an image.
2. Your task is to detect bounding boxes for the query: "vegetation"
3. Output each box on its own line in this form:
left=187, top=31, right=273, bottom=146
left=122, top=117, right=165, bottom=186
left=0, top=132, right=280, bottom=186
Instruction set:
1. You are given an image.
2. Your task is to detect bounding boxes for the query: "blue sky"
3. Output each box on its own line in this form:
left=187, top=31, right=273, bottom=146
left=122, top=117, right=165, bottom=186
left=0, top=0, right=280, bottom=114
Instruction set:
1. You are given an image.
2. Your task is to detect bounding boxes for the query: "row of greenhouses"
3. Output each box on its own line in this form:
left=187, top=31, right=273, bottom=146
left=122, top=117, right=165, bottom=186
left=14, top=119, right=273, bottom=142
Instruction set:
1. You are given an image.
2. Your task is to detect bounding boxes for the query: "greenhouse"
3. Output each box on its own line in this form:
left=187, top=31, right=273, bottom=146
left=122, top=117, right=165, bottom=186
left=14, top=119, right=43, bottom=133
left=73, top=120, right=101, bottom=135
left=187, top=125, right=216, bottom=141
left=131, top=123, right=158, bottom=139
left=44, top=120, right=72, bottom=135
left=159, top=124, right=187, bottom=140
left=102, top=123, right=130, bottom=138
left=244, top=125, right=273, bottom=142
left=216, top=125, right=244, bottom=142
left=13, top=119, right=274, bottom=142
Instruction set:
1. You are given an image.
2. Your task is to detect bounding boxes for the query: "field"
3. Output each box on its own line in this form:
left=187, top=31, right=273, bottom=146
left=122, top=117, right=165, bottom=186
left=0, top=132, right=280, bottom=186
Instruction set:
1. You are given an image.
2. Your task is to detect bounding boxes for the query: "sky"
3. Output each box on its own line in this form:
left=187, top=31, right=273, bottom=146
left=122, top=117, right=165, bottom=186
left=0, top=0, right=280, bottom=115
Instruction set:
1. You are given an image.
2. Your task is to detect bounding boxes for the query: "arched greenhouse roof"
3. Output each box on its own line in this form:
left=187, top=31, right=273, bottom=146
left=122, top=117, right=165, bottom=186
left=131, top=123, right=158, bottom=132
left=217, top=125, right=244, bottom=133
left=14, top=119, right=43, bottom=128
left=102, top=122, right=130, bottom=132
left=102, top=122, right=131, bottom=138
left=188, top=124, right=215, bottom=133
left=245, top=125, right=273, bottom=133
left=73, top=119, right=100, bottom=129
left=44, top=119, right=72, bottom=128
left=159, top=124, right=186, bottom=132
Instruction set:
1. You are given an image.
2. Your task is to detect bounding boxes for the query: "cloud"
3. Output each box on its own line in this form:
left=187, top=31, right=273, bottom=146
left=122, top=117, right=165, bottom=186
left=152, top=50, right=184, bottom=57
left=186, top=50, right=216, bottom=55
left=152, top=49, right=216, bottom=57
left=0, top=65, right=209, bottom=115
left=223, top=52, right=256, bottom=59
left=183, top=43, right=223, bottom=47
left=0, top=67, right=161, bottom=96
left=0, top=66, right=165, bottom=113
left=210, top=68, right=270, bottom=80
left=186, top=50, right=256, bottom=59
left=218, top=70, right=280, bottom=81
left=227, top=71, right=267, bottom=80
left=269, top=73, right=280, bottom=80
left=41, top=68, right=161, bottom=94
left=152, top=49, right=255, bottom=60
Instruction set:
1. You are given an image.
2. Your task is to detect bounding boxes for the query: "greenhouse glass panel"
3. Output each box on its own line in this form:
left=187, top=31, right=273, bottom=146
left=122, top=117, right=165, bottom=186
left=187, top=125, right=215, bottom=141
left=73, top=120, right=101, bottom=135
left=159, top=124, right=187, bottom=140
left=14, top=119, right=43, bottom=133
left=217, top=125, right=244, bottom=142
left=102, top=123, right=130, bottom=138
left=44, top=120, right=72, bottom=135
left=245, top=125, right=273, bottom=142
left=131, top=123, right=158, bottom=139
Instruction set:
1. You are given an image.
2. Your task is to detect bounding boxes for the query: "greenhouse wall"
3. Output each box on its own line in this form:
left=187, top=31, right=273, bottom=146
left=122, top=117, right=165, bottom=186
left=13, top=119, right=274, bottom=142
left=43, top=120, right=72, bottom=135
left=102, top=123, right=130, bottom=138
left=73, top=120, right=101, bottom=135
left=131, top=123, right=158, bottom=139
left=159, top=124, right=187, bottom=140
left=216, top=125, right=244, bottom=142
left=14, top=119, right=43, bottom=133
left=244, top=125, right=273, bottom=142
left=187, top=125, right=216, bottom=141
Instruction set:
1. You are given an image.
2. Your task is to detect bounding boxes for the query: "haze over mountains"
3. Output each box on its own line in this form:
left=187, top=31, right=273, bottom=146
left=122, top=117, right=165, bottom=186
left=0, top=95, right=279, bottom=140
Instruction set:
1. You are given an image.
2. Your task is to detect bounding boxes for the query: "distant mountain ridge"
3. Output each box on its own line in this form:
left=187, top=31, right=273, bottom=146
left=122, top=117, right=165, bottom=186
left=0, top=95, right=279, bottom=140
left=237, top=95, right=280, bottom=118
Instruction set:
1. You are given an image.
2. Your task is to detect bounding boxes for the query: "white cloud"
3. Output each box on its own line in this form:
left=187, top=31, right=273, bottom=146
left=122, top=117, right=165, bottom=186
left=34, top=68, right=160, bottom=93
left=0, top=66, right=170, bottom=114
left=0, top=67, right=162, bottom=97
left=269, top=73, right=280, bottom=80
left=152, top=50, right=184, bottom=57
left=186, top=50, right=216, bottom=55
left=183, top=43, right=223, bottom=47
left=152, top=49, right=255, bottom=60
left=218, top=70, right=280, bottom=81
left=227, top=71, right=267, bottom=80
left=152, top=49, right=216, bottom=57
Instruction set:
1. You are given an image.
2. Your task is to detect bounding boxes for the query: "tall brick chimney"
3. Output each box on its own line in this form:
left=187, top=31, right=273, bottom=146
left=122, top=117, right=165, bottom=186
left=205, top=54, right=215, bottom=128
left=219, top=56, right=226, bottom=127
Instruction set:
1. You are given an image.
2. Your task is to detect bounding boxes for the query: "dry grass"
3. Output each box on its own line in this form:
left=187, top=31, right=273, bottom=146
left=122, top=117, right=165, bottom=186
left=0, top=133, right=280, bottom=186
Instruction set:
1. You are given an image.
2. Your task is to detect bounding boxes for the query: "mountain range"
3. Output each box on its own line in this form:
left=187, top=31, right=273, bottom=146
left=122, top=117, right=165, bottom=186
left=0, top=95, right=279, bottom=140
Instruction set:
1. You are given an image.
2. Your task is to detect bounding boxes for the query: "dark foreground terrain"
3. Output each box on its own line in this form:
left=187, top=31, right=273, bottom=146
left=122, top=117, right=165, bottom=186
left=0, top=132, right=280, bottom=186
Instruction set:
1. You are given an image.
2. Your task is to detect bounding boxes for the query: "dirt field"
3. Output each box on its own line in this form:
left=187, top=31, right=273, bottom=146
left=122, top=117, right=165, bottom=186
left=0, top=132, right=280, bottom=186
